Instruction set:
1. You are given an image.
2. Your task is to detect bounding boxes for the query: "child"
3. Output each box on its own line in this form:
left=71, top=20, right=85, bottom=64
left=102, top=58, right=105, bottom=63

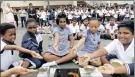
left=0, top=23, right=42, bottom=74
left=71, top=18, right=102, bottom=67
left=42, top=12, right=75, bottom=67
left=79, top=15, right=89, bottom=37
left=68, top=17, right=81, bottom=40
left=104, top=17, right=118, bottom=40
left=19, top=18, right=45, bottom=69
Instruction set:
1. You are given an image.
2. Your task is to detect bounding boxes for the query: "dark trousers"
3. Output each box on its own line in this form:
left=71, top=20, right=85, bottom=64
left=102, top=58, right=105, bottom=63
left=20, top=17, right=26, bottom=28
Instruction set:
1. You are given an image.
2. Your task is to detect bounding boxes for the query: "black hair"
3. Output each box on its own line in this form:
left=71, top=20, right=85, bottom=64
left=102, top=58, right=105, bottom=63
left=109, top=17, right=116, bottom=21
left=25, top=18, right=37, bottom=27
left=0, top=23, right=15, bottom=35
left=89, top=17, right=99, bottom=21
left=118, top=20, right=134, bottom=34
left=72, top=17, right=77, bottom=21
left=29, top=3, right=33, bottom=6
left=56, top=12, right=70, bottom=25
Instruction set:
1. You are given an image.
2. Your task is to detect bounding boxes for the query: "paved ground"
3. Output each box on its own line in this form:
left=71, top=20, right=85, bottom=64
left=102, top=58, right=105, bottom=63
left=13, top=26, right=112, bottom=77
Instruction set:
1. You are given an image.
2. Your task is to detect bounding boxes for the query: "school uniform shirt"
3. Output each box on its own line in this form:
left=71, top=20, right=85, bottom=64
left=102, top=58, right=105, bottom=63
left=98, top=24, right=105, bottom=31
left=130, top=10, right=134, bottom=19
left=77, top=30, right=101, bottom=56
left=19, top=9, right=27, bottom=17
left=105, top=23, right=118, bottom=34
left=80, top=24, right=89, bottom=33
left=0, top=38, right=14, bottom=71
left=21, top=32, right=43, bottom=58
left=48, top=26, right=73, bottom=56
left=68, top=14, right=73, bottom=20
left=68, top=23, right=80, bottom=34
left=104, top=39, right=134, bottom=75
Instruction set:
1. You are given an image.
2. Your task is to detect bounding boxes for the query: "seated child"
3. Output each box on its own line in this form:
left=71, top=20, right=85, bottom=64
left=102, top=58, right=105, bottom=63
left=19, top=18, right=45, bottom=69
left=42, top=12, right=75, bottom=67
left=71, top=18, right=102, bottom=67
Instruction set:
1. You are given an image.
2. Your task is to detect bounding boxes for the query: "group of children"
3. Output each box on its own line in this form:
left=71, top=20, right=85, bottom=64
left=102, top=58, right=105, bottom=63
left=0, top=11, right=133, bottom=76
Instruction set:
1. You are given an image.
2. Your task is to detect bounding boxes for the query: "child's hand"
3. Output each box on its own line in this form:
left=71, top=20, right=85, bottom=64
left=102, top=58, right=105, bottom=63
left=11, top=66, right=37, bottom=75
left=78, top=56, right=88, bottom=67
left=53, top=43, right=59, bottom=52
left=98, top=64, right=115, bottom=74
left=30, top=51, right=43, bottom=59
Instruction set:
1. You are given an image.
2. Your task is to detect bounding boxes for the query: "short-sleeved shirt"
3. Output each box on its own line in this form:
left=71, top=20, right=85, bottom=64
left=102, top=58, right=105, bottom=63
left=48, top=26, right=73, bottom=56
left=104, top=39, right=134, bottom=64
left=77, top=30, right=101, bottom=56
left=0, top=38, right=14, bottom=71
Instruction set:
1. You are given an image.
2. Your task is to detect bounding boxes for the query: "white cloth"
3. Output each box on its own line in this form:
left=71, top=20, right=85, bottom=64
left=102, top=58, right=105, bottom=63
left=68, top=23, right=80, bottom=33
left=80, top=24, right=89, bottom=32
left=1, top=39, right=14, bottom=71
left=105, top=39, right=134, bottom=64
left=19, top=10, right=27, bottom=17
left=105, top=23, right=118, bottom=34
left=5, top=7, right=14, bottom=23
left=98, top=24, right=105, bottom=31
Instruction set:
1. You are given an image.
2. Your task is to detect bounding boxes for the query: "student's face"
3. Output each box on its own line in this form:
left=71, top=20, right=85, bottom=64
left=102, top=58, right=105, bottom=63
left=7, top=3, right=10, bottom=7
left=2, top=28, right=16, bottom=43
left=83, top=19, right=89, bottom=26
left=89, top=20, right=99, bottom=34
left=118, top=27, right=134, bottom=44
left=27, top=22, right=37, bottom=34
left=110, top=19, right=115, bottom=24
left=72, top=20, right=77, bottom=25
left=59, top=18, right=67, bottom=28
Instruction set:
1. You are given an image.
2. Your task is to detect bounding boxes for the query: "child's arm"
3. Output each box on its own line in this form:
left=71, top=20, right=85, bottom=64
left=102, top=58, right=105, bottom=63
left=1, top=66, right=37, bottom=77
left=72, top=37, right=86, bottom=51
left=3, top=45, right=43, bottom=59
left=53, top=32, right=60, bottom=51
left=69, top=35, right=74, bottom=49
left=4, top=45, right=32, bottom=54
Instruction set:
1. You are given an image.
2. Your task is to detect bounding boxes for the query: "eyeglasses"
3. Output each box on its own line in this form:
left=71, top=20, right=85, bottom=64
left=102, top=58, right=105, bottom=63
left=28, top=27, right=37, bottom=29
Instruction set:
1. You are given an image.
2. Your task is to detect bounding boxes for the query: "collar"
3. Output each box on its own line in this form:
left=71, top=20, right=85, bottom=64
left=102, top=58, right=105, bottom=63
left=2, top=38, right=15, bottom=45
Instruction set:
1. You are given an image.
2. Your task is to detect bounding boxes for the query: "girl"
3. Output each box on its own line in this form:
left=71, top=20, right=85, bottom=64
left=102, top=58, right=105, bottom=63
left=20, top=18, right=45, bottom=69
left=0, top=23, right=42, bottom=75
left=42, top=12, right=75, bottom=67
left=71, top=18, right=102, bottom=67
left=79, top=15, right=89, bottom=35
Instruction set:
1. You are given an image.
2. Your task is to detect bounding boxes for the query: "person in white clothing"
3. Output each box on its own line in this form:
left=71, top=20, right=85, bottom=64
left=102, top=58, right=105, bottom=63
left=105, top=17, right=118, bottom=40
left=69, top=17, right=81, bottom=40
left=80, top=20, right=134, bottom=75
left=5, top=3, right=15, bottom=24
left=19, top=7, right=27, bottom=28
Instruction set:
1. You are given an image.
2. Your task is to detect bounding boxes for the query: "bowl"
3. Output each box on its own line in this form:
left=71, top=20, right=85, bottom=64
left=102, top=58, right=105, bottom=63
left=83, top=65, right=95, bottom=73
left=110, top=59, right=123, bottom=67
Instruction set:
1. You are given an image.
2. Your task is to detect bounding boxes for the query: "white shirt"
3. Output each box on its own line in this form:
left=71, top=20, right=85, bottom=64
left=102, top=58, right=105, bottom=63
left=98, top=24, right=105, bottom=31
left=5, top=7, right=15, bottom=23
left=80, top=24, right=89, bottom=32
left=1, top=39, right=14, bottom=71
left=68, top=23, right=80, bottom=33
left=105, top=23, right=118, bottom=34
left=105, top=39, right=134, bottom=64
left=41, top=11, right=46, bottom=20
left=19, top=9, right=27, bottom=17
